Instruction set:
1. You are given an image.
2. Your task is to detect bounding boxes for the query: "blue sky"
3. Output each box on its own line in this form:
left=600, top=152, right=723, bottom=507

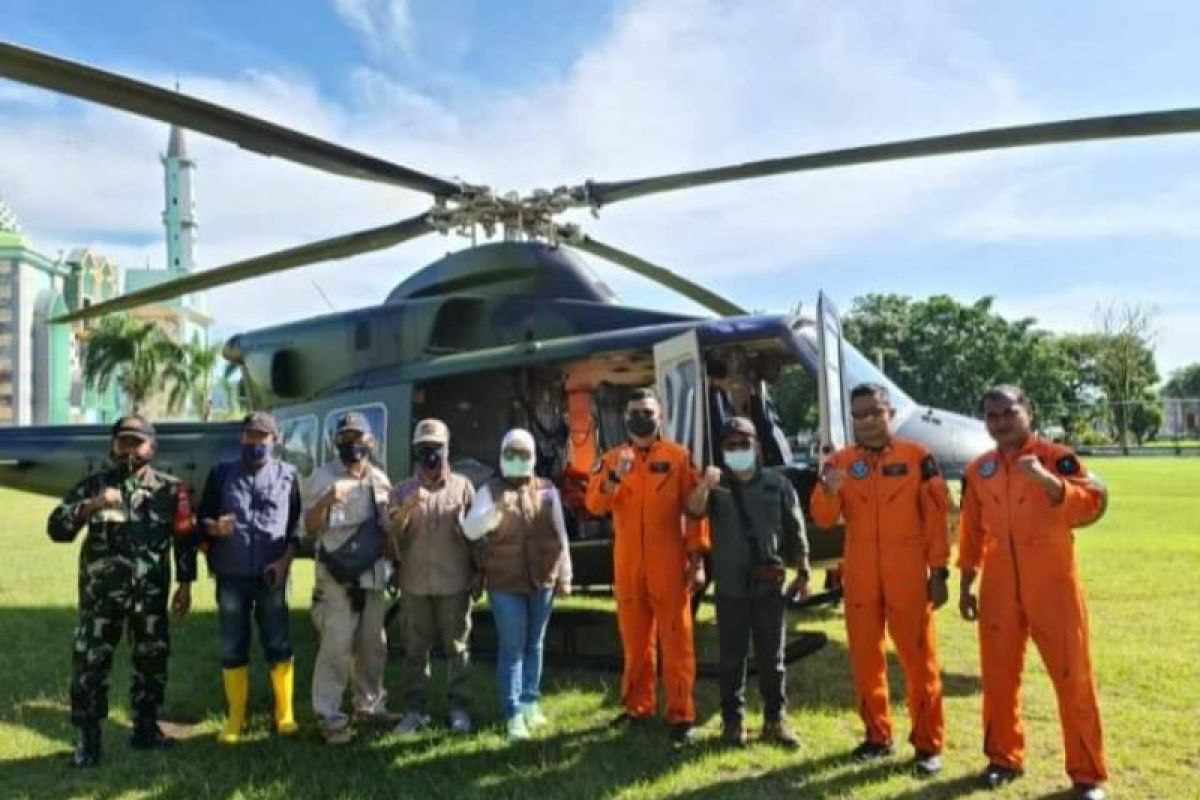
left=0, top=0, right=1197, bottom=376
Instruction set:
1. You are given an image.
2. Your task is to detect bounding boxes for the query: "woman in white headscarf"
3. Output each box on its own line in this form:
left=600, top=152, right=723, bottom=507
left=462, top=428, right=572, bottom=740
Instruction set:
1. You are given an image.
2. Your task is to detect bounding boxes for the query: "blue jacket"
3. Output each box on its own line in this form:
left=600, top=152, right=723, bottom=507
left=198, top=458, right=301, bottom=578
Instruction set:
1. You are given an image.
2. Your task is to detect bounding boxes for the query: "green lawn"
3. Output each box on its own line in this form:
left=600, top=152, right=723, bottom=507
left=1, top=459, right=1198, bottom=799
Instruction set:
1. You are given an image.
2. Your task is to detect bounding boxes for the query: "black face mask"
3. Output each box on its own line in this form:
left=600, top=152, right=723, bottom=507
left=626, top=413, right=658, bottom=439
left=415, top=446, right=444, bottom=471
left=337, top=442, right=371, bottom=464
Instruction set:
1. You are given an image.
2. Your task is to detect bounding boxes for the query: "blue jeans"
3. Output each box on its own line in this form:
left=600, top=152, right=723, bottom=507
left=490, top=588, right=555, bottom=720
left=216, top=576, right=292, bottom=669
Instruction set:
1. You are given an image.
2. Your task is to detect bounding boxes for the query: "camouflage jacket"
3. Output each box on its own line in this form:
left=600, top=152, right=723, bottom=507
left=47, top=464, right=197, bottom=583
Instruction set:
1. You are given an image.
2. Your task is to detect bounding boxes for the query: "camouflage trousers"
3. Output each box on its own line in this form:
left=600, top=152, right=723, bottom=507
left=70, top=554, right=171, bottom=725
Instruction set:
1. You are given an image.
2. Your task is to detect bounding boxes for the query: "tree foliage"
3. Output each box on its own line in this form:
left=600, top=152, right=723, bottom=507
left=82, top=315, right=178, bottom=415
left=1163, top=363, right=1200, bottom=398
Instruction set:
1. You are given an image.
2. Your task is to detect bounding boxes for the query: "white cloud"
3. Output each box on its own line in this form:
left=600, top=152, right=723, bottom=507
left=1, top=0, right=1194, bottom=374
left=332, top=0, right=415, bottom=61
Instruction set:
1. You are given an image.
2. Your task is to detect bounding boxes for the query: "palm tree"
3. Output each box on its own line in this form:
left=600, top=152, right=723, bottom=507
left=82, top=315, right=179, bottom=415
left=164, top=338, right=223, bottom=421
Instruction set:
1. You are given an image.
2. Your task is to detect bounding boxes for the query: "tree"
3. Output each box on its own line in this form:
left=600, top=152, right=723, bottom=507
left=164, top=339, right=223, bottom=421
left=82, top=315, right=179, bottom=415
left=770, top=365, right=818, bottom=433
left=842, top=294, right=1075, bottom=418
left=1093, top=303, right=1159, bottom=450
left=1163, top=363, right=1200, bottom=398
left=1129, top=388, right=1164, bottom=445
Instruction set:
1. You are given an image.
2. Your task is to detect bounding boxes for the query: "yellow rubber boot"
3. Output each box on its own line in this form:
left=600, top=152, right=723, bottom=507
left=269, top=659, right=299, bottom=735
left=219, top=666, right=249, bottom=744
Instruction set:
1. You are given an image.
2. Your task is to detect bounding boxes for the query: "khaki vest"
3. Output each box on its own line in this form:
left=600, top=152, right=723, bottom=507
left=481, top=477, right=564, bottom=594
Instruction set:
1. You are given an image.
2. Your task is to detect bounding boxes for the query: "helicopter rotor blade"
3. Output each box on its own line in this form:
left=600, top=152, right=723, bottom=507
left=584, top=108, right=1200, bottom=207
left=0, top=41, right=462, bottom=197
left=52, top=213, right=435, bottom=324
left=565, top=230, right=746, bottom=317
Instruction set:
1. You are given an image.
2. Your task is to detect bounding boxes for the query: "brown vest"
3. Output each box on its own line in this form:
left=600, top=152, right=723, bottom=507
left=481, top=477, right=564, bottom=594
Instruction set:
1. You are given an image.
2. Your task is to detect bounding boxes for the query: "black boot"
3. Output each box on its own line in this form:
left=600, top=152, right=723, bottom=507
left=72, top=723, right=101, bottom=768
left=129, top=713, right=174, bottom=750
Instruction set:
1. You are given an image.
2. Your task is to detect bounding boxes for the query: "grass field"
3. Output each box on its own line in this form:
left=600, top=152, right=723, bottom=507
left=1, top=459, right=1197, bottom=799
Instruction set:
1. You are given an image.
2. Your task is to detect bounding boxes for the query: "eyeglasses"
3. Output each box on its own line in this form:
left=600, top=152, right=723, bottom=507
left=850, top=408, right=889, bottom=421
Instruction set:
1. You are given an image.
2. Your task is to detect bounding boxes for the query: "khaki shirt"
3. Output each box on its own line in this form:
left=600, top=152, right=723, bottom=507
left=304, top=460, right=392, bottom=590
left=390, top=472, right=476, bottom=596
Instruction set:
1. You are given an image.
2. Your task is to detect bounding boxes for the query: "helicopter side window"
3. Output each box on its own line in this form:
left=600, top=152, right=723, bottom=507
left=323, top=403, right=388, bottom=472
left=277, top=414, right=318, bottom=488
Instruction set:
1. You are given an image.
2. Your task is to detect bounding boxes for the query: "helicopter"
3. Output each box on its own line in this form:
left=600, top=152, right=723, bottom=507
left=0, top=40, right=1179, bottom=597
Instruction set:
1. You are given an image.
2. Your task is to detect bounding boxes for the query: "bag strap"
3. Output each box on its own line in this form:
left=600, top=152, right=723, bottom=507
left=726, top=474, right=764, bottom=563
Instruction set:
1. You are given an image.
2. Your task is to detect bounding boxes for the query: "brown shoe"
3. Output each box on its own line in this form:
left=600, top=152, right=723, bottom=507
left=321, top=724, right=353, bottom=745
left=721, top=720, right=748, bottom=747
left=761, top=720, right=800, bottom=749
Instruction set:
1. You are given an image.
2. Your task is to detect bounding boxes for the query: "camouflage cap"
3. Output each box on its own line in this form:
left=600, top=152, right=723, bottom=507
left=335, top=411, right=372, bottom=436
left=111, top=414, right=156, bottom=441
left=412, top=418, right=449, bottom=446
left=241, top=411, right=279, bottom=437
left=719, top=416, right=757, bottom=442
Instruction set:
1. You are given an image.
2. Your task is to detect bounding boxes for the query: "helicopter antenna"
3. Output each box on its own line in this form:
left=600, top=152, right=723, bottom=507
left=310, top=279, right=337, bottom=311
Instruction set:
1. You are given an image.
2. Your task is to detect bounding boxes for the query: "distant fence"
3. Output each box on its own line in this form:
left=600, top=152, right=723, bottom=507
left=1076, top=444, right=1200, bottom=458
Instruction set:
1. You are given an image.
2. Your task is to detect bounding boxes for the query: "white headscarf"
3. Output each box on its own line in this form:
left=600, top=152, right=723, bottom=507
left=500, top=428, right=536, bottom=478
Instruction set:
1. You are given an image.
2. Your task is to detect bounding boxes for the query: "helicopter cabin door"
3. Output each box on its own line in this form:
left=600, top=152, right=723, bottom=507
left=653, top=329, right=707, bottom=468
left=816, top=292, right=851, bottom=460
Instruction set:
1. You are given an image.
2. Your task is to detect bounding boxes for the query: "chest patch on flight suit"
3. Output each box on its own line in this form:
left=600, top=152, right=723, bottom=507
left=881, top=463, right=908, bottom=477
left=649, top=461, right=671, bottom=474
left=979, top=459, right=998, bottom=479
left=1056, top=454, right=1081, bottom=475
left=850, top=460, right=870, bottom=479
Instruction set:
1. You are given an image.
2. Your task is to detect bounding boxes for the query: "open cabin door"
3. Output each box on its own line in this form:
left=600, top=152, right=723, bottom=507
left=653, top=330, right=707, bottom=468
left=816, top=292, right=851, bottom=460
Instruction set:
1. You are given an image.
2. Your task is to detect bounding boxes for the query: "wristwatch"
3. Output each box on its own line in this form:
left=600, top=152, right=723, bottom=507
left=931, top=566, right=950, bottom=581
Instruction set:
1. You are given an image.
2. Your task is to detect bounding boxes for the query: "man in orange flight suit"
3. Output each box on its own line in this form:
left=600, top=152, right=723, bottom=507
left=959, top=384, right=1108, bottom=800
left=809, top=383, right=950, bottom=776
left=586, top=388, right=709, bottom=745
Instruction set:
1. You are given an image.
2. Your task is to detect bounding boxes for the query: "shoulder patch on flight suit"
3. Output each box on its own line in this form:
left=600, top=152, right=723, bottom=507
left=649, top=461, right=671, bottom=474
left=850, top=459, right=870, bottom=479
left=1055, top=454, right=1081, bottom=475
left=979, top=459, right=998, bottom=479
left=920, top=455, right=940, bottom=480
left=881, top=463, right=908, bottom=477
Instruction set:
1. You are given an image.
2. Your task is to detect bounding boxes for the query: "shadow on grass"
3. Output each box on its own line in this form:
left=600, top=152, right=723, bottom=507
left=0, top=602, right=982, bottom=800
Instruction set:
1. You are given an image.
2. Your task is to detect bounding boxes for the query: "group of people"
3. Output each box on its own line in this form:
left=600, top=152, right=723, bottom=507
left=47, top=381, right=1109, bottom=800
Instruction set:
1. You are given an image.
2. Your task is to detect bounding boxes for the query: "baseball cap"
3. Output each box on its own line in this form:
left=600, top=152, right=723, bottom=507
left=719, top=417, right=757, bottom=442
left=111, top=415, right=156, bottom=441
left=242, top=411, right=279, bottom=437
left=335, top=411, right=372, bottom=436
left=412, top=418, right=449, bottom=446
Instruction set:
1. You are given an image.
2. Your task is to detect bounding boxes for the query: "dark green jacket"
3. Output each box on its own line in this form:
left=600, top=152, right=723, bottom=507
left=48, top=464, right=196, bottom=583
left=707, top=467, right=808, bottom=597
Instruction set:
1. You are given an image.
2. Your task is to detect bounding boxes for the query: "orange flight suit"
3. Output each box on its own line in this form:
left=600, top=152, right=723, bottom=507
left=959, top=437, right=1108, bottom=785
left=809, top=438, right=950, bottom=753
left=586, top=438, right=709, bottom=723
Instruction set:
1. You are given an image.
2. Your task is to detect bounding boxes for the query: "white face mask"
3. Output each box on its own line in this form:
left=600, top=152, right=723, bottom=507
left=723, top=449, right=756, bottom=473
left=500, top=455, right=533, bottom=478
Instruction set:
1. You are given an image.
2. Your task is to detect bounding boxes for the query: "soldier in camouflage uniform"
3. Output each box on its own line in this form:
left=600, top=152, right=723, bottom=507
left=47, top=415, right=196, bottom=768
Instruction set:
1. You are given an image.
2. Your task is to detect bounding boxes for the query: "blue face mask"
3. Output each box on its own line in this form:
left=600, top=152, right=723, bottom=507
left=723, top=449, right=756, bottom=473
left=500, top=456, right=533, bottom=478
left=242, top=443, right=270, bottom=464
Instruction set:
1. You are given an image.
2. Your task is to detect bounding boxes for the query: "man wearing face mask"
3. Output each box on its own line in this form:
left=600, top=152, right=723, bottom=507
left=809, top=383, right=951, bottom=776
left=303, top=411, right=394, bottom=744
left=196, top=412, right=302, bottom=744
left=686, top=417, right=810, bottom=748
left=585, top=388, right=709, bottom=746
left=386, top=418, right=477, bottom=735
left=47, top=415, right=195, bottom=768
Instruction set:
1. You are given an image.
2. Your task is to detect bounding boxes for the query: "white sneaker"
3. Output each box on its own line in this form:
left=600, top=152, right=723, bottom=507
left=448, top=709, right=472, bottom=734
left=393, top=711, right=429, bottom=735
left=521, top=702, right=548, bottom=729
left=506, top=714, right=531, bottom=741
